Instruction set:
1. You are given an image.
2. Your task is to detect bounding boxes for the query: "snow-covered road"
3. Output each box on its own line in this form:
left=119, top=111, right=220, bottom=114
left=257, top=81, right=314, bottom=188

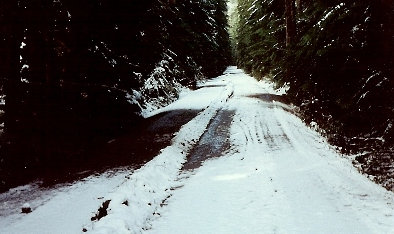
left=1, top=67, right=393, bottom=234
left=145, top=67, right=394, bottom=234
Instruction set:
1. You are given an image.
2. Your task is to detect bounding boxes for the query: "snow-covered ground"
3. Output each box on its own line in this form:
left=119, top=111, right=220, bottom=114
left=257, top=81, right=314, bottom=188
left=1, top=67, right=393, bottom=234
left=0, top=169, right=132, bottom=234
left=146, top=67, right=394, bottom=234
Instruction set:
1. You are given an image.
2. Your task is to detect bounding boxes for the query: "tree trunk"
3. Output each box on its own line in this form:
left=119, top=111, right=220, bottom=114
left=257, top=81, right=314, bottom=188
left=285, top=0, right=296, bottom=46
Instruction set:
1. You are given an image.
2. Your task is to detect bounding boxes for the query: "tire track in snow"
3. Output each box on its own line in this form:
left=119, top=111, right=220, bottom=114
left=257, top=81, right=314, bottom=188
left=229, top=94, right=394, bottom=233
left=232, top=97, right=293, bottom=153
left=265, top=101, right=394, bottom=233
left=144, top=67, right=394, bottom=234
left=85, top=75, right=235, bottom=233
left=182, top=108, right=235, bottom=170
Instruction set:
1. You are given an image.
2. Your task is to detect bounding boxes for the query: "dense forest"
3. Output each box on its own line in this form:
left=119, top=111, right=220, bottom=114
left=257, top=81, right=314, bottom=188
left=1, top=0, right=393, bottom=192
left=231, top=0, right=394, bottom=189
left=0, top=0, right=231, bottom=191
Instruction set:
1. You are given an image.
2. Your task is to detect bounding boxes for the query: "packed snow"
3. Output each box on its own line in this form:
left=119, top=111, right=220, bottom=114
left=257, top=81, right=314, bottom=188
left=1, top=67, right=393, bottom=234
left=85, top=77, right=234, bottom=233
left=144, top=67, right=394, bottom=234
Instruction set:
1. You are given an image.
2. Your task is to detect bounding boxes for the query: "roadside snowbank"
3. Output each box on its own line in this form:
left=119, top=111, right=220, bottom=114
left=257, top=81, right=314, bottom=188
left=0, top=69, right=233, bottom=234
left=87, top=76, right=234, bottom=233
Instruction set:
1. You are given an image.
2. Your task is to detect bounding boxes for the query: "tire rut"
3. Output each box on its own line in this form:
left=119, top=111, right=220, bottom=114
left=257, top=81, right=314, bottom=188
left=182, top=109, right=236, bottom=171
left=233, top=98, right=294, bottom=152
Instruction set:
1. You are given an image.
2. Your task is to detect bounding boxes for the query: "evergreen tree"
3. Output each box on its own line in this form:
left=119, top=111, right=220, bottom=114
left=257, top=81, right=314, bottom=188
left=0, top=0, right=231, bottom=192
left=232, top=0, right=394, bottom=189
left=285, top=0, right=296, bottom=46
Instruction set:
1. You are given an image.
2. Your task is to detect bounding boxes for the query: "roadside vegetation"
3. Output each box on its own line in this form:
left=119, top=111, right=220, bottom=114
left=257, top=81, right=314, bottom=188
left=230, top=0, right=394, bottom=190
left=0, top=0, right=231, bottom=192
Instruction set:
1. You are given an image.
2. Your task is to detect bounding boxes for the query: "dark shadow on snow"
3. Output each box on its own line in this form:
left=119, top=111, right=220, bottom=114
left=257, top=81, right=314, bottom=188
left=0, top=109, right=200, bottom=192
left=196, top=84, right=226, bottom=89
left=246, top=93, right=289, bottom=104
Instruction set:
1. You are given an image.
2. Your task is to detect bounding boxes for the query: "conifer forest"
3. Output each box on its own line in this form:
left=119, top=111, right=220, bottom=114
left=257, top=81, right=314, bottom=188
left=0, top=0, right=232, bottom=191
left=231, top=0, right=394, bottom=190
left=1, top=1, right=394, bottom=233
left=0, top=0, right=393, bottom=196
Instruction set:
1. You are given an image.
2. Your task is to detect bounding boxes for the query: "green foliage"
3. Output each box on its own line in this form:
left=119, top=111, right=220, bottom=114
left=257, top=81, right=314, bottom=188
left=235, top=0, right=285, bottom=80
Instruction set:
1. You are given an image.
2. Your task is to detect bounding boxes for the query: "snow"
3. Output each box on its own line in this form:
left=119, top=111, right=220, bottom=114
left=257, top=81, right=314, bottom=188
left=144, top=70, right=236, bottom=118
left=315, top=3, right=345, bottom=30
left=125, top=90, right=143, bottom=108
left=94, top=66, right=394, bottom=233
left=139, top=51, right=186, bottom=117
left=86, top=73, right=235, bottom=233
left=1, top=66, right=393, bottom=234
left=21, top=203, right=30, bottom=209
left=145, top=67, right=394, bottom=234
left=0, top=170, right=132, bottom=234
left=20, top=42, right=26, bottom=49
left=20, top=78, right=29, bottom=83
left=21, top=203, right=31, bottom=213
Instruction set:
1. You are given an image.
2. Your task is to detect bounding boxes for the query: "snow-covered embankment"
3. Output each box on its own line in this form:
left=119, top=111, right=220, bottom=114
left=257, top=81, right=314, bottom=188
left=86, top=76, right=234, bottom=233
